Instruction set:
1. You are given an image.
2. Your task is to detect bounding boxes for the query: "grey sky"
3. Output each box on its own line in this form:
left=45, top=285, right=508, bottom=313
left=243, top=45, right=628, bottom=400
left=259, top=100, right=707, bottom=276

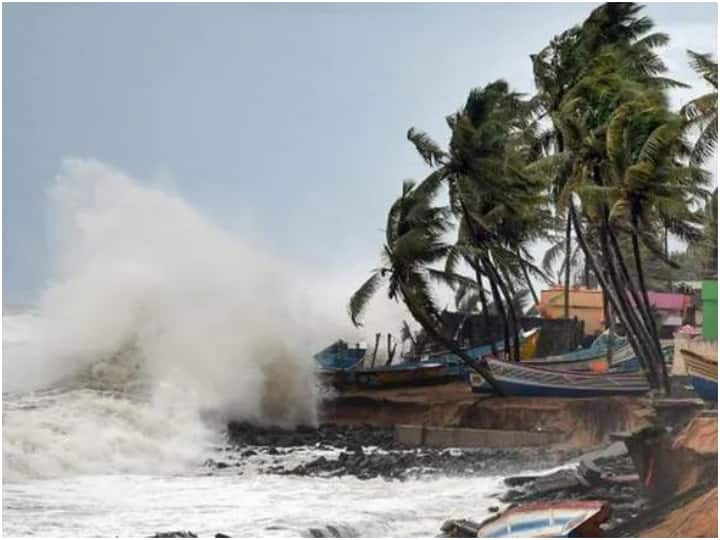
left=3, top=2, right=717, bottom=304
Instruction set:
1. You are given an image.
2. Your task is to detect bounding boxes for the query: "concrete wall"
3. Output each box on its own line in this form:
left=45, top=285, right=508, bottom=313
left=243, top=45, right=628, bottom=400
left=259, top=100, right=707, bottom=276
left=394, top=424, right=563, bottom=448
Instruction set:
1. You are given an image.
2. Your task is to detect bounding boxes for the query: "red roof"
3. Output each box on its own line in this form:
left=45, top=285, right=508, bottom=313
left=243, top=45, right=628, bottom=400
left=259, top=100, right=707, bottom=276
left=647, top=291, right=691, bottom=312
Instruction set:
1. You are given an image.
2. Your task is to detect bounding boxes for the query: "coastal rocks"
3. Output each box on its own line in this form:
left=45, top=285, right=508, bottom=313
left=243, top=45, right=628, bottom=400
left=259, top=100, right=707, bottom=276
left=227, top=422, right=396, bottom=450
left=439, top=518, right=482, bottom=537
left=499, top=450, right=650, bottom=532
left=149, top=532, right=231, bottom=538
left=221, top=421, right=584, bottom=481
left=306, top=524, right=359, bottom=537
left=149, top=532, right=198, bottom=538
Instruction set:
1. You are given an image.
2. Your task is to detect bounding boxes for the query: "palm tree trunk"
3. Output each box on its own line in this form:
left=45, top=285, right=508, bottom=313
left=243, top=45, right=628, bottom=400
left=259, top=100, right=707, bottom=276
left=518, top=249, right=540, bottom=306
left=584, top=257, right=591, bottom=288
left=664, top=226, right=671, bottom=290
left=631, top=215, right=670, bottom=394
left=607, top=226, right=667, bottom=391
left=401, top=287, right=505, bottom=396
left=600, top=224, right=661, bottom=388
left=563, top=211, right=572, bottom=318
left=371, top=333, right=381, bottom=367
left=569, top=201, right=656, bottom=386
left=605, top=294, right=614, bottom=365
left=493, top=263, right=522, bottom=362
left=481, top=257, right=511, bottom=360
left=472, top=258, right=496, bottom=355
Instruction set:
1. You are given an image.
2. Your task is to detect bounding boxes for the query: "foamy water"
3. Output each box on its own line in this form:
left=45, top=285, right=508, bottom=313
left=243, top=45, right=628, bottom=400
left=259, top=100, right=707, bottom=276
left=3, top=161, right=510, bottom=536
left=3, top=310, right=507, bottom=537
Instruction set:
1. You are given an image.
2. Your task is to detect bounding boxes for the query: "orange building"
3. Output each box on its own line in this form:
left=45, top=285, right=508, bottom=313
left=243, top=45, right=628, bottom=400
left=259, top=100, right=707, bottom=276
left=537, top=287, right=605, bottom=335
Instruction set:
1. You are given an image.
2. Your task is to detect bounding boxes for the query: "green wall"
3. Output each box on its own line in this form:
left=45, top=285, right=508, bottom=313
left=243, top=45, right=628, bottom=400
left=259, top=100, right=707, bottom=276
left=702, top=280, right=718, bottom=341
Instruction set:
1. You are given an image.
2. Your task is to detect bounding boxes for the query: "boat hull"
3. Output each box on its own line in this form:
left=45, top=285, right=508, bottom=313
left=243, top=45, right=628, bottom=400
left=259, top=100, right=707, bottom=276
left=351, top=363, right=451, bottom=388
left=691, top=375, right=718, bottom=402
left=476, top=500, right=609, bottom=538
left=682, top=347, right=718, bottom=402
left=470, top=357, right=650, bottom=397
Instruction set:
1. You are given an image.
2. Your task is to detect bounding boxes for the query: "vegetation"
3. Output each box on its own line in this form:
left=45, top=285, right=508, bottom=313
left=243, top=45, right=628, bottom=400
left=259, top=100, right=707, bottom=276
left=349, top=2, right=716, bottom=395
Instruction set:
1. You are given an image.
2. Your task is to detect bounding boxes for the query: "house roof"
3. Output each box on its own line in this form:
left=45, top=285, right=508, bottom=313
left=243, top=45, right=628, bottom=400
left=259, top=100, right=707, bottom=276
left=647, top=291, right=692, bottom=312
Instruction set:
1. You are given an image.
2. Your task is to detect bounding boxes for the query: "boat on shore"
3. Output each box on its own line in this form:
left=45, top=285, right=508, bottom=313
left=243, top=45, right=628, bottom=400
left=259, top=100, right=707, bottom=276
left=350, top=362, right=451, bottom=388
left=314, top=341, right=366, bottom=370
left=414, top=328, right=540, bottom=378
left=475, top=500, right=610, bottom=537
left=469, top=357, right=650, bottom=397
left=681, top=347, right=718, bottom=402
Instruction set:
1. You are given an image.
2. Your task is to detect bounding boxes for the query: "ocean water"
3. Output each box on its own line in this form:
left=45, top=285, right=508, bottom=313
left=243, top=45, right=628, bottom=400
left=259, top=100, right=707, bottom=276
left=3, top=160, right=508, bottom=537
left=2, top=309, right=506, bottom=537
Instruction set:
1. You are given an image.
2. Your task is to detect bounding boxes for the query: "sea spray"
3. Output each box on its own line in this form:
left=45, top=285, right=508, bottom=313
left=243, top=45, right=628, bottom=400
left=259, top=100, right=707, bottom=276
left=3, top=158, right=406, bottom=479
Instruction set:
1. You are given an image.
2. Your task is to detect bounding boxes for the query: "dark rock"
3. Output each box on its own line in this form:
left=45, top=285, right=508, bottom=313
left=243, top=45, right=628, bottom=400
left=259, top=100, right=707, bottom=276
left=214, top=534, right=230, bottom=538
left=150, top=532, right=197, bottom=538
left=487, top=506, right=499, bottom=513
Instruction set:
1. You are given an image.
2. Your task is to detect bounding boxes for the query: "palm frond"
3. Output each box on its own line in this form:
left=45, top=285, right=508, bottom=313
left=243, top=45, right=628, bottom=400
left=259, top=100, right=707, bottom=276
left=348, top=271, right=384, bottom=327
left=407, top=127, right=447, bottom=167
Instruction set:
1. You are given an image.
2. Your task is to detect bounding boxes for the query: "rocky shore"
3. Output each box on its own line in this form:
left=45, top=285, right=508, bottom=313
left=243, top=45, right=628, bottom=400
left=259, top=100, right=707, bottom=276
left=219, top=421, right=583, bottom=481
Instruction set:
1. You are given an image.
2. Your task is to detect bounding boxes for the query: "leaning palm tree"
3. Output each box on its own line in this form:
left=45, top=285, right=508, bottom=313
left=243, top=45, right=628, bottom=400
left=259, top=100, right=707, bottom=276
left=348, top=179, right=504, bottom=394
left=407, top=81, right=550, bottom=361
left=683, top=50, right=718, bottom=166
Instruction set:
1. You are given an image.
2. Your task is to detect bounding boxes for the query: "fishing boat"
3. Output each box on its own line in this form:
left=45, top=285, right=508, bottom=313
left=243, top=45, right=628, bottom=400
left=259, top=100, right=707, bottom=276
left=314, top=340, right=366, bottom=370
left=314, top=341, right=366, bottom=388
left=416, top=328, right=541, bottom=378
left=351, top=361, right=451, bottom=388
left=681, top=347, right=718, bottom=402
left=469, top=356, right=650, bottom=397
left=520, top=333, right=627, bottom=372
left=475, top=500, right=609, bottom=538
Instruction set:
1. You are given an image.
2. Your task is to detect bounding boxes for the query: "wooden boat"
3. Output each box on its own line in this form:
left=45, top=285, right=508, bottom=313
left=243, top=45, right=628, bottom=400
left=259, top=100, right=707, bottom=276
left=351, top=362, right=451, bottom=388
left=681, top=347, right=718, bottom=402
left=416, top=328, right=540, bottom=379
left=469, top=357, right=650, bottom=397
left=314, top=341, right=366, bottom=370
left=476, top=500, right=609, bottom=538
left=520, top=333, right=627, bottom=372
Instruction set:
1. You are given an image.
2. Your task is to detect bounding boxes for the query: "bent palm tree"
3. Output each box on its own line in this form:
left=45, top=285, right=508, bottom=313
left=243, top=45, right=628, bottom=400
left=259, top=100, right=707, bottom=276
left=683, top=50, right=718, bottom=165
left=348, top=179, right=504, bottom=394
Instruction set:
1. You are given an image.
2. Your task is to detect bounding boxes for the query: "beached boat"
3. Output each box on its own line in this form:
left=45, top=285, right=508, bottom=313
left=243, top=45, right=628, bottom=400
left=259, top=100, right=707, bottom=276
left=520, top=333, right=627, bottom=372
left=416, top=328, right=540, bottom=378
left=681, top=348, right=718, bottom=402
left=351, top=362, right=451, bottom=388
left=476, top=500, right=609, bottom=538
left=469, top=357, right=650, bottom=397
left=314, top=341, right=366, bottom=370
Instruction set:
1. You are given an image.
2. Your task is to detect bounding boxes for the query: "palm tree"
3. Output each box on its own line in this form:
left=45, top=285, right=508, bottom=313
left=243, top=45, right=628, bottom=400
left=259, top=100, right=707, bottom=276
left=348, top=179, right=504, bottom=394
left=683, top=51, right=717, bottom=165
left=407, top=81, right=550, bottom=361
left=530, top=2, right=686, bottom=323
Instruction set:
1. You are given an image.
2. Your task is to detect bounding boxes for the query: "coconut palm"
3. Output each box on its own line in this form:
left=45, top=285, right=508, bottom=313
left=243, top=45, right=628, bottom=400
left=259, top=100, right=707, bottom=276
left=348, top=179, right=504, bottom=393
left=406, top=81, right=550, bottom=361
left=683, top=51, right=717, bottom=166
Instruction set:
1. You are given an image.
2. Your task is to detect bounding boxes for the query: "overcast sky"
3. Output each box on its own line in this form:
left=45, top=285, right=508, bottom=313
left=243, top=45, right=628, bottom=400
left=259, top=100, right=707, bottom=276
left=3, top=2, right=718, bottom=305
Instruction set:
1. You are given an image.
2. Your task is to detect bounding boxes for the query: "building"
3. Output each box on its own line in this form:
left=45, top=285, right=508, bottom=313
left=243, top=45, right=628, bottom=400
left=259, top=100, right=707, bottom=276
left=645, top=291, right=693, bottom=338
left=537, top=287, right=605, bottom=334
left=702, top=280, right=717, bottom=341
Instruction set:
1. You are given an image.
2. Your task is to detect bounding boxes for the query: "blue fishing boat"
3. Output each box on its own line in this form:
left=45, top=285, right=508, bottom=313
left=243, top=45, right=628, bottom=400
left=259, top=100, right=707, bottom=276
left=681, top=348, right=718, bottom=402
left=414, top=328, right=540, bottom=378
left=314, top=341, right=366, bottom=370
left=469, top=357, right=650, bottom=397
left=476, top=500, right=609, bottom=538
left=351, top=362, right=451, bottom=388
